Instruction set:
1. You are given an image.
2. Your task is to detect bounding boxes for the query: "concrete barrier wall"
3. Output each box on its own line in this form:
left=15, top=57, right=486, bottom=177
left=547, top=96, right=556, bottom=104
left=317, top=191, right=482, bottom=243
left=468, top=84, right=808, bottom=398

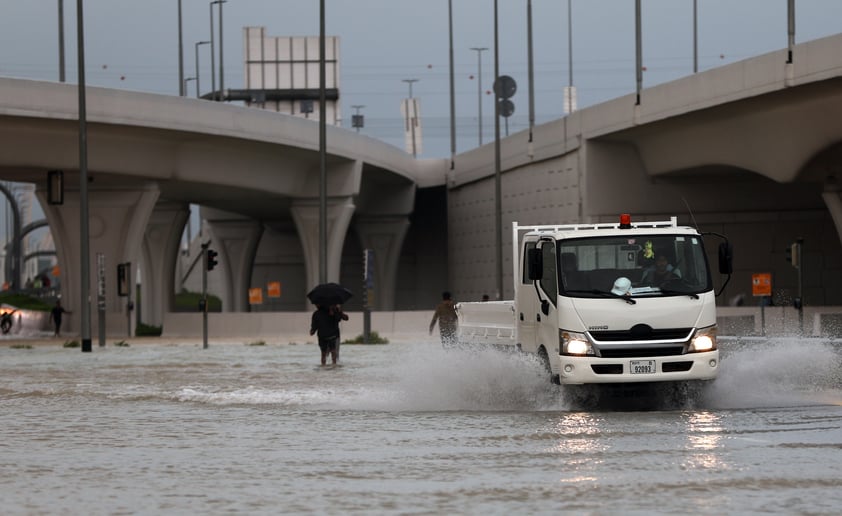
left=162, top=310, right=435, bottom=342
left=153, top=306, right=842, bottom=341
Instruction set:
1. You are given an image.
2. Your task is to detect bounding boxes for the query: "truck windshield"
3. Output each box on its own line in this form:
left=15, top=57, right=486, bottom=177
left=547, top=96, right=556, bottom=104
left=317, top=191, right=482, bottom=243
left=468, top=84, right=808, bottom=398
left=557, top=234, right=711, bottom=298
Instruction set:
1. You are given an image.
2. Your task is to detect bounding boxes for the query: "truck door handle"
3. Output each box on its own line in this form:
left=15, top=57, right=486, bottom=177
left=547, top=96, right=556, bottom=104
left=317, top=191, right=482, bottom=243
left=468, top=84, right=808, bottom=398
left=536, top=313, right=541, bottom=322
left=519, top=312, right=524, bottom=321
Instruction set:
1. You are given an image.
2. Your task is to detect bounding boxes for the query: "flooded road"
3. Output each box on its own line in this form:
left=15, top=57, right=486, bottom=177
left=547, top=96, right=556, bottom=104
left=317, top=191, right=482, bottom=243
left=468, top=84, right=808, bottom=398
left=2, top=336, right=841, bottom=514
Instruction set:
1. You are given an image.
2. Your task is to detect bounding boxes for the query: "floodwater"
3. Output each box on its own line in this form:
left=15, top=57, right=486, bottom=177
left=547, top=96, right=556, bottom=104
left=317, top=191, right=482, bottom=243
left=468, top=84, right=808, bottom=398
left=2, top=334, right=842, bottom=515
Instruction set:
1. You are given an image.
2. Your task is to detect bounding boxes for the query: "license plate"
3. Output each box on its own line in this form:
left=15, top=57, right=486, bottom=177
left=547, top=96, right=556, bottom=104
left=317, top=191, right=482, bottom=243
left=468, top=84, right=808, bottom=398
left=629, top=360, right=656, bottom=374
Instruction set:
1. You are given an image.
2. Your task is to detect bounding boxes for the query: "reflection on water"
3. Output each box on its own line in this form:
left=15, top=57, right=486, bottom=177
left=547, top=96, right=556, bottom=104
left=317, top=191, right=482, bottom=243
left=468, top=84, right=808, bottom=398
left=1, top=336, right=841, bottom=514
left=682, top=411, right=727, bottom=470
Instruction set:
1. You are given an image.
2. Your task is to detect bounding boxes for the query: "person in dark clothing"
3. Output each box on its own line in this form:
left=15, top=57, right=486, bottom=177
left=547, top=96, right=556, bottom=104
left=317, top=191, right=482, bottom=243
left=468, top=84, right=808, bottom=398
left=310, top=304, right=348, bottom=365
left=429, top=291, right=458, bottom=347
left=50, top=300, right=71, bottom=337
left=0, top=309, right=17, bottom=334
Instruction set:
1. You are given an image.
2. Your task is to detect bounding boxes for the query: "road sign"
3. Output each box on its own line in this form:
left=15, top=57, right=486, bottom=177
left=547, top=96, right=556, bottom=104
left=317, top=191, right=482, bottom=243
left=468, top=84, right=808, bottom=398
left=249, top=287, right=263, bottom=305
left=267, top=281, right=281, bottom=298
left=493, top=75, right=516, bottom=99
left=752, top=273, right=772, bottom=297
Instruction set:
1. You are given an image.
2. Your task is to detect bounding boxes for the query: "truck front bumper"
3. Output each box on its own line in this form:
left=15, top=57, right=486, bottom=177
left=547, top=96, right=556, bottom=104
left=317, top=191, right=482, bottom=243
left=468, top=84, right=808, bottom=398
left=556, top=350, right=719, bottom=385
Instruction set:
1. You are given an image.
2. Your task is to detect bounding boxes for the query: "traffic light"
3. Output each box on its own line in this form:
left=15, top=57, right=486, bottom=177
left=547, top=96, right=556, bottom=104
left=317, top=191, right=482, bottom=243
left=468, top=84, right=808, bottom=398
left=785, top=242, right=800, bottom=268
left=117, top=263, right=128, bottom=296
left=206, top=249, right=218, bottom=271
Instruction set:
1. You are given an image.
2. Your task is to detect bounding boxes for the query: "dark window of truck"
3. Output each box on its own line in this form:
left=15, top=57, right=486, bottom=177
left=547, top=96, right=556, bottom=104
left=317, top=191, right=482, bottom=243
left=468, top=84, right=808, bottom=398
left=522, top=241, right=537, bottom=284
left=558, top=234, right=712, bottom=297
left=540, top=242, right=558, bottom=302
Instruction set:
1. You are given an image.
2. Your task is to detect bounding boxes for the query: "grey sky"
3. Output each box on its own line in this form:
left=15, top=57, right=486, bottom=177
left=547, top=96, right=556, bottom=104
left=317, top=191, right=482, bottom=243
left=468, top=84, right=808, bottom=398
left=2, top=0, right=842, bottom=159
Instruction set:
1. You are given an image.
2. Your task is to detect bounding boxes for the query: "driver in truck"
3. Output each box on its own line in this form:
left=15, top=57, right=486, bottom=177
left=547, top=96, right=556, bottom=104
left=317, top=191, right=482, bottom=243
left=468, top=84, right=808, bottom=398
left=641, top=253, right=681, bottom=287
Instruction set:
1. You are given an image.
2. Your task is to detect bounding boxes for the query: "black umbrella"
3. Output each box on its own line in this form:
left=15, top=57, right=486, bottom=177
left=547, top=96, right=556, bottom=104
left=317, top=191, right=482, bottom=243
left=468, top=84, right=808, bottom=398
left=307, top=282, right=353, bottom=306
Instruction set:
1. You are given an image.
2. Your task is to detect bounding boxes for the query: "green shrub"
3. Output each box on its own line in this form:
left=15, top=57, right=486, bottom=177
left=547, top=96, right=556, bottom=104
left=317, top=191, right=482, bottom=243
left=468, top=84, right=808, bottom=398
left=246, top=340, right=266, bottom=346
left=63, top=340, right=80, bottom=348
left=0, top=292, right=53, bottom=311
left=136, top=322, right=162, bottom=337
left=114, top=340, right=130, bottom=347
left=10, top=343, right=32, bottom=349
left=174, top=291, right=222, bottom=312
left=343, top=331, right=389, bottom=344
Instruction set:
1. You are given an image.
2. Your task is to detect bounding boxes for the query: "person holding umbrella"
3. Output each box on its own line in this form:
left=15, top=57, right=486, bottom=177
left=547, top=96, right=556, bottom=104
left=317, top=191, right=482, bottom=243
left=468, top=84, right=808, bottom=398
left=307, top=283, right=352, bottom=365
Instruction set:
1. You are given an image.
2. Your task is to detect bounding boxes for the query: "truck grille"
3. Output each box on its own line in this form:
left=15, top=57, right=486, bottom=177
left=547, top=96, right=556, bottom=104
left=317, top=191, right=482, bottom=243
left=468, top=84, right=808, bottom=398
left=589, top=327, right=693, bottom=342
left=598, top=346, right=685, bottom=358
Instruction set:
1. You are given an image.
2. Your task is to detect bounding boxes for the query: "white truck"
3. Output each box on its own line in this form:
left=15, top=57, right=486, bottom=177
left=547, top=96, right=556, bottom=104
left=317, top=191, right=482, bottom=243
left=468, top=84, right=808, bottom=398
left=456, top=215, right=733, bottom=388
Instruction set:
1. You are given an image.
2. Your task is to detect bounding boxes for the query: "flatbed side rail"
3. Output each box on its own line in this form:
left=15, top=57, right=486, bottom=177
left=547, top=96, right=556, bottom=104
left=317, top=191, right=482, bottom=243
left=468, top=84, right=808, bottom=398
left=455, top=301, right=516, bottom=346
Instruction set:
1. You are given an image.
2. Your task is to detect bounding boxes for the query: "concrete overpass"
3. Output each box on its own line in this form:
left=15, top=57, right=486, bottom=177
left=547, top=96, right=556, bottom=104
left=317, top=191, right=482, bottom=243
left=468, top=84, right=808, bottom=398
left=2, top=32, right=842, bottom=337
left=0, top=78, right=448, bottom=335
left=449, top=32, right=842, bottom=308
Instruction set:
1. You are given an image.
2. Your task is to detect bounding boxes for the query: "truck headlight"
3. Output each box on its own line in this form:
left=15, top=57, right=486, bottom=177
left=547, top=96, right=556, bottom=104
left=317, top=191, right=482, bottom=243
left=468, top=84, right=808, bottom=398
left=560, top=330, right=593, bottom=356
left=688, top=326, right=717, bottom=353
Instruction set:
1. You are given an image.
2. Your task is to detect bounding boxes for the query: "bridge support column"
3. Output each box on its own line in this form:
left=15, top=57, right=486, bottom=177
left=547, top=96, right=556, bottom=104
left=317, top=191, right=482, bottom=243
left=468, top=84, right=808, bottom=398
left=822, top=179, right=842, bottom=248
left=354, top=216, right=410, bottom=310
left=291, top=197, right=355, bottom=307
left=141, top=201, right=189, bottom=327
left=202, top=208, right=264, bottom=312
left=36, top=183, right=160, bottom=337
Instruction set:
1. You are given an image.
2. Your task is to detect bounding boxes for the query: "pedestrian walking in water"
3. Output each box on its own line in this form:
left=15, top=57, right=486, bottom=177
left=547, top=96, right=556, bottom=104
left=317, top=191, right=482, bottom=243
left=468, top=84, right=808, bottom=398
left=429, top=291, right=458, bottom=347
left=50, top=300, right=70, bottom=337
left=310, top=304, right=348, bottom=365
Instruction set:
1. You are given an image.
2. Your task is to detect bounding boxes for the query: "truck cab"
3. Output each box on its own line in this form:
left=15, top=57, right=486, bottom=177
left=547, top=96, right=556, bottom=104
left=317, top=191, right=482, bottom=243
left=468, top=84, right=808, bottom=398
left=515, top=215, right=730, bottom=385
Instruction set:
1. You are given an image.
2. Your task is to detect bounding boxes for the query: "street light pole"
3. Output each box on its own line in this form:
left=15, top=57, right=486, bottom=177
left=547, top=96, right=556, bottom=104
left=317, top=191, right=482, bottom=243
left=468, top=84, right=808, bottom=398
left=58, top=0, right=65, bottom=82
left=787, top=0, right=795, bottom=63
left=76, top=0, right=92, bottom=352
left=178, top=0, right=184, bottom=96
left=195, top=40, right=210, bottom=97
left=209, top=1, right=226, bottom=101
left=527, top=0, right=535, bottom=146
left=403, top=78, right=418, bottom=99
left=218, top=0, right=226, bottom=99
left=209, top=1, right=216, bottom=100
left=319, top=0, right=327, bottom=284
left=469, top=47, right=487, bottom=146
left=448, top=0, right=455, bottom=169
left=635, top=0, right=642, bottom=105
left=693, top=0, right=698, bottom=73
left=568, top=0, right=573, bottom=91
left=184, top=77, right=196, bottom=96
left=493, top=0, right=502, bottom=300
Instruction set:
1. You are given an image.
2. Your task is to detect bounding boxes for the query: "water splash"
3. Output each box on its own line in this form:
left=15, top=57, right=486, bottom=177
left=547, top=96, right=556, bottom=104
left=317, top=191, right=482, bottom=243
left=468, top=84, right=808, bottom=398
left=703, top=338, right=842, bottom=409
left=338, top=343, right=569, bottom=412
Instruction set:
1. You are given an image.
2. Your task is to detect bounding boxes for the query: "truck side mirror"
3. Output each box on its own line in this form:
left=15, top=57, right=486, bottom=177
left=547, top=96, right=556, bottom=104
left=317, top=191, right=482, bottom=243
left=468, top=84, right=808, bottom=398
left=718, top=242, right=733, bottom=274
left=527, top=248, right=543, bottom=280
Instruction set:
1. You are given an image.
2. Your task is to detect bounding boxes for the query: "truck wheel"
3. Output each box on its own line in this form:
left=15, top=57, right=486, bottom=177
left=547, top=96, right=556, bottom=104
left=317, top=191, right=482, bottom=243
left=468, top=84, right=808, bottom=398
left=537, top=347, right=560, bottom=384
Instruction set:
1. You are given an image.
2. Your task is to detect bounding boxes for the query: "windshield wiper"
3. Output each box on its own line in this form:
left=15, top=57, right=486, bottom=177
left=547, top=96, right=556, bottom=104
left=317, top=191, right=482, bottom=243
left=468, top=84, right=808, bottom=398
left=564, top=289, right=636, bottom=305
left=658, top=289, right=700, bottom=299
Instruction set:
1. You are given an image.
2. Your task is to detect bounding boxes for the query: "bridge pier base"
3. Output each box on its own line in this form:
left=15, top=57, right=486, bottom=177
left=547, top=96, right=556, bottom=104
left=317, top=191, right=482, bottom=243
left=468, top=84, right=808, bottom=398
left=37, top=183, right=160, bottom=338
left=354, top=216, right=410, bottom=311
left=202, top=209, right=264, bottom=313
left=291, top=197, right=355, bottom=309
left=141, top=201, right=189, bottom=327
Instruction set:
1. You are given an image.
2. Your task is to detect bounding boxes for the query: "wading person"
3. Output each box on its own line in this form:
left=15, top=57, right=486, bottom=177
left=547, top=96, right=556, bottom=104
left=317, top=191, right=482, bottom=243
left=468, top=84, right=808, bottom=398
left=429, top=291, right=458, bottom=347
left=50, top=300, right=70, bottom=337
left=310, top=304, right=347, bottom=365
